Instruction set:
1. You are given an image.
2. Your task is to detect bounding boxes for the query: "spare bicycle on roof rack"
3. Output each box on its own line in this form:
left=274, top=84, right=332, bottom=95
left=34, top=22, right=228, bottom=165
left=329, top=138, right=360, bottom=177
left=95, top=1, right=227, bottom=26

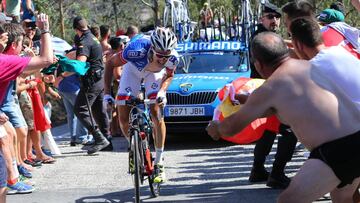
left=162, top=0, right=258, bottom=134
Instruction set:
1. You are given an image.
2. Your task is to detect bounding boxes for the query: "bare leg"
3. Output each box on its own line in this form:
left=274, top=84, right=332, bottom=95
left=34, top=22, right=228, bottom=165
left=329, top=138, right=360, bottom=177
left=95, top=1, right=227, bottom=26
left=15, top=127, right=28, bottom=163
left=117, top=105, right=131, bottom=139
left=331, top=178, right=360, bottom=203
left=29, top=129, right=50, bottom=160
left=26, top=130, right=34, bottom=159
left=278, top=159, right=340, bottom=203
left=150, top=104, right=166, bottom=149
left=0, top=187, right=5, bottom=203
left=0, top=135, right=17, bottom=182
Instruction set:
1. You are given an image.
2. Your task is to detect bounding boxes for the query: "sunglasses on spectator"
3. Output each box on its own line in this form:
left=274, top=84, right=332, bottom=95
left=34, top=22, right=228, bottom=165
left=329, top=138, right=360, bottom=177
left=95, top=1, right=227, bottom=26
left=263, top=14, right=281, bottom=20
left=152, top=48, right=171, bottom=59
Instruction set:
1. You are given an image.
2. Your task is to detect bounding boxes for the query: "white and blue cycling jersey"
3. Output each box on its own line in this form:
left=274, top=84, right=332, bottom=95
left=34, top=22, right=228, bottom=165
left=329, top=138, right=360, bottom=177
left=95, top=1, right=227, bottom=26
left=115, top=34, right=179, bottom=104
left=118, top=34, right=179, bottom=72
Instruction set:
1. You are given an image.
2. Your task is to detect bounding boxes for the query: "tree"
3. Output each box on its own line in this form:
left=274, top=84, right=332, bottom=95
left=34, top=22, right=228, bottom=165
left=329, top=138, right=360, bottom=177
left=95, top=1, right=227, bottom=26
left=140, top=0, right=161, bottom=25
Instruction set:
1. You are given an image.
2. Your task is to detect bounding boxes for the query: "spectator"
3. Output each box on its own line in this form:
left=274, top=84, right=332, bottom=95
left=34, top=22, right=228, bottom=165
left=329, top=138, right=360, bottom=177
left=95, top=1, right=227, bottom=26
left=2, top=117, right=34, bottom=194
left=318, top=8, right=344, bottom=25
left=100, top=25, right=111, bottom=51
left=0, top=79, right=33, bottom=178
left=90, top=25, right=100, bottom=39
left=0, top=125, right=7, bottom=200
left=125, top=25, right=138, bottom=39
left=22, top=20, right=40, bottom=54
left=282, top=0, right=359, bottom=59
left=5, top=0, right=20, bottom=23
left=115, top=28, right=126, bottom=37
left=207, top=31, right=360, bottom=203
left=3, top=23, right=55, bottom=164
left=330, top=1, right=345, bottom=14
left=100, top=25, right=112, bottom=63
left=21, top=0, right=36, bottom=22
left=51, top=52, right=92, bottom=146
left=107, top=35, right=129, bottom=137
left=72, top=16, right=111, bottom=154
left=246, top=2, right=297, bottom=190
left=199, top=2, right=213, bottom=28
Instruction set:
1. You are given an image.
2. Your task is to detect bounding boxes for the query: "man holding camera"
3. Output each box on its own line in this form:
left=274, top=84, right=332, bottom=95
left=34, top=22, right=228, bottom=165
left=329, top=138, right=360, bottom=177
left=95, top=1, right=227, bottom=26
left=70, top=16, right=111, bottom=154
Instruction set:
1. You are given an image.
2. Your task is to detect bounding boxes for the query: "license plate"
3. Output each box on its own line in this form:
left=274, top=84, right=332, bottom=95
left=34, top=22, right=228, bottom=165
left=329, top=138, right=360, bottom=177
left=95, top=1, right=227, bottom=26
left=167, top=107, right=205, bottom=116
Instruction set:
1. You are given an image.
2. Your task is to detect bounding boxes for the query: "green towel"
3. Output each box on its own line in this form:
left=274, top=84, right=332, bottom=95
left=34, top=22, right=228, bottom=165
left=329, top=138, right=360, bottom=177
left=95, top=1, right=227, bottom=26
left=41, top=55, right=90, bottom=76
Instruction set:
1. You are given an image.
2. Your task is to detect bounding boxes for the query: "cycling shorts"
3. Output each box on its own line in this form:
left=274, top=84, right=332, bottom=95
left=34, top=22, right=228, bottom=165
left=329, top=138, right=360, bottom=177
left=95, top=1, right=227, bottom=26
left=116, top=62, right=166, bottom=105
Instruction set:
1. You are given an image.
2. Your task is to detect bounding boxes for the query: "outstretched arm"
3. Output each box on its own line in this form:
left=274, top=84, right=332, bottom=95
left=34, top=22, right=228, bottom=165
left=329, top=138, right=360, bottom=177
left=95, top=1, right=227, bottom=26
left=207, top=82, right=275, bottom=140
left=26, top=14, right=53, bottom=73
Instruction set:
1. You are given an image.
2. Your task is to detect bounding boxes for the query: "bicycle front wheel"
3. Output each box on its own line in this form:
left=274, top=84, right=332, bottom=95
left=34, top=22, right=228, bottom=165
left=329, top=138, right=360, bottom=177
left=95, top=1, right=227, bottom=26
left=132, top=131, right=141, bottom=203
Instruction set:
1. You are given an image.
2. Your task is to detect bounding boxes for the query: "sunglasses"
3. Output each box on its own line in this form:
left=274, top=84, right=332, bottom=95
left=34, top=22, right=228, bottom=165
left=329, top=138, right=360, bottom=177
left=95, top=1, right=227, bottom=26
left=263, top=14, right=281, bottom=20
left=152, top=48, right=171, bottom=59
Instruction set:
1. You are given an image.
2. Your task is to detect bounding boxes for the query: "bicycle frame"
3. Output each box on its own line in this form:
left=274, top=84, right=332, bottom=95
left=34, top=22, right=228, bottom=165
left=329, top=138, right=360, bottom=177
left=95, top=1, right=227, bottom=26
left=163, top=0, right=194, bottom=42
left=127, top=79, right=160, bottom=202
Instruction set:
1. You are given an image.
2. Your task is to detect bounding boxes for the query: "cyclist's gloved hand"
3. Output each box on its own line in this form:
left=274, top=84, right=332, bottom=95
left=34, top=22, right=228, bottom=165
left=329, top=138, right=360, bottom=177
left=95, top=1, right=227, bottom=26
left=103, top=94, right=115, bottom=105
left=156, top=90, right=167, bottom=107
left=164, top=55, right=179, bottom=69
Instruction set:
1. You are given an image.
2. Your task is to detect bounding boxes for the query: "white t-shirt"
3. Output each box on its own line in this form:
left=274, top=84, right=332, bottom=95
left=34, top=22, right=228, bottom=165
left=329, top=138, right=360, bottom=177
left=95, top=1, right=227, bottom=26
left=310, top=46, right=360, bottom=110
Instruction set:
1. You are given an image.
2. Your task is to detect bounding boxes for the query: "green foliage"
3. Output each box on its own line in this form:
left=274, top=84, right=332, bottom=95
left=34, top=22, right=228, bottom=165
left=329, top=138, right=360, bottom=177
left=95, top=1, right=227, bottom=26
left=32, top=0, right=359, bottom=44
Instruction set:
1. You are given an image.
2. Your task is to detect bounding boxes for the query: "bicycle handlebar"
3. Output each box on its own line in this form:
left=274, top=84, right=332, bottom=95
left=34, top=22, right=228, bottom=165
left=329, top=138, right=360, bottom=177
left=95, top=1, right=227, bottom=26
left=125, top=97, right=156, bottom=106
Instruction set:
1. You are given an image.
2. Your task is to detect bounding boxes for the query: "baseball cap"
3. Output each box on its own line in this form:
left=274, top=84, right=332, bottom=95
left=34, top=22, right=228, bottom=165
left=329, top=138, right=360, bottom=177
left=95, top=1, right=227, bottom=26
left=263, top=2, right=282, bottom=17
left=318, top=8, right=344, bottom=24
left=0, top=13, right=12, bottom=23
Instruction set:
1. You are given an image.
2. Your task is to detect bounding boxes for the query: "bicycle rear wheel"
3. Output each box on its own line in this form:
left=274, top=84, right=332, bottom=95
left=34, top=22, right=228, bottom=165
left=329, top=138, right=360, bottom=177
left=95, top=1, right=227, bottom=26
left=132, top=131, right=141, bottom=203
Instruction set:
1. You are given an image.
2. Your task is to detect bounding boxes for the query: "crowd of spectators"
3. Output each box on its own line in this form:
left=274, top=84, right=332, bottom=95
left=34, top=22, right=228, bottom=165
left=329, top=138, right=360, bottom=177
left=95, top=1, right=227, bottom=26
left=0, top=0, right=54, bottom=199
left=0, top=0, right=135, bottom=199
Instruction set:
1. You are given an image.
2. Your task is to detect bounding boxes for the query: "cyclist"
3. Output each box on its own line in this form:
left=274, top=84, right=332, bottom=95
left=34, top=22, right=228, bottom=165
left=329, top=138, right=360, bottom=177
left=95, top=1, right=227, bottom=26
left=104, top=27, right=178, bottom=183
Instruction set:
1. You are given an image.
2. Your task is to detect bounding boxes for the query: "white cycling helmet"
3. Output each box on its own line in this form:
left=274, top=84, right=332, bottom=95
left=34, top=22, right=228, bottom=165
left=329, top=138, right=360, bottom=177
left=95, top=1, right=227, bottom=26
left=150, top=27, right=177, bottom=52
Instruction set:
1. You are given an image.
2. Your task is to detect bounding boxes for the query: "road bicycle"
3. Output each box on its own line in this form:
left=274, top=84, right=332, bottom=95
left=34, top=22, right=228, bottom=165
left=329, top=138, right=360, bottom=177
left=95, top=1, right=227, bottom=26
left=163, top=0, right=195, bottom=42
left=126, top=79, right=161, bottom=203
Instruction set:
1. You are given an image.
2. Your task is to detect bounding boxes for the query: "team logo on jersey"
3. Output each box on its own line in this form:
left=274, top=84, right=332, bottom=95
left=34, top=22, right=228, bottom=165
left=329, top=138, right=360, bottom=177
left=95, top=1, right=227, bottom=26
left=151, top=83, right=158, bottom=89
left=180, top=83, right=193, bottom=93
left=128, top=48, right=147, bottom=59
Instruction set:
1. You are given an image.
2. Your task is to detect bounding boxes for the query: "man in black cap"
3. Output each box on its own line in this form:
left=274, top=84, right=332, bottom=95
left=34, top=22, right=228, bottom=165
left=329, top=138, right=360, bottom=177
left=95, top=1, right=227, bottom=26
left=68, top=16, right=111, bottom=154
left=248, top=2, right=297, bottom=189
left=251, top=2, right=282, bottom=78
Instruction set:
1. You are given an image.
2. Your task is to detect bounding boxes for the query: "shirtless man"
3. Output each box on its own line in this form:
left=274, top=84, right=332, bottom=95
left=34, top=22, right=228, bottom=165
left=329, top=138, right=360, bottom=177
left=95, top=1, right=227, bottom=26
left=207, top=32, right=360, bottom=203
left=290, top=17, right=360, bottom=202
left=100, top=25, right=112, bottom=63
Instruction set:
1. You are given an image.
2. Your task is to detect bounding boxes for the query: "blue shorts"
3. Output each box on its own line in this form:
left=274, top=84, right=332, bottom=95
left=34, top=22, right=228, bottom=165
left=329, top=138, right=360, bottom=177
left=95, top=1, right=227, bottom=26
left=0, top=96, right=27, bottom=128
left=0, top=153, right=6, bottom=188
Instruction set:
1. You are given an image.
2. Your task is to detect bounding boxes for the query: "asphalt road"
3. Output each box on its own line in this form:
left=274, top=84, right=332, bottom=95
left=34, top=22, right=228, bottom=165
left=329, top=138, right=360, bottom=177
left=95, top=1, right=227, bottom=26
left=7, top=125, right=331, bottom=203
